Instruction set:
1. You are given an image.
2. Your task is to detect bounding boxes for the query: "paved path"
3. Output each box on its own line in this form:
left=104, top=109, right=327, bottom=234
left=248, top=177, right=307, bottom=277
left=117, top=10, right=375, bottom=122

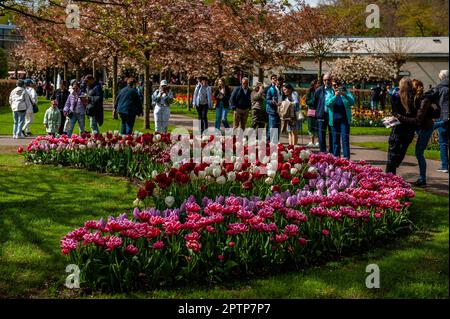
left=1, top=114, right=448, bottom=196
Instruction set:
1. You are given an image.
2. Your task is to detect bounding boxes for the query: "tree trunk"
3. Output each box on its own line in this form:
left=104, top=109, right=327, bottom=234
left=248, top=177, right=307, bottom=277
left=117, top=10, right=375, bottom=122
left=112, top=54, right=118, bottom=110
left=318, top=58, right=323, bottom=81
left=258, top=67, right=264, bottom=83
left=187, top=75, right=191, bottom=111
left=143, top=50, right=151, bottom=130
left=76, top=66, right=81, bottom=82
left=92, top=60, right=96, bottom=79
left=53, top=67, right=58, bottom=86
left=63, top=62, right=68, bottom=81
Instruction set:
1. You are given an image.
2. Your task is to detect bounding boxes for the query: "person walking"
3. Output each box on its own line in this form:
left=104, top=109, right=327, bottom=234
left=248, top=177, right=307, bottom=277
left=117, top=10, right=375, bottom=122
left=325, top=81, right=355, bottom=159
left=429, top=70, right=449, bottom=173
left=214, top=78, right=231, bottom=130
left=306, top=80, right=319, bottom=147
left=152, top=80, right=174, bottom=134
left=314, top=73, right=334, bottom=153
left=394, top=80, right=435, bottom=186
left=63, top=82, right=86, bottom=137
left=230, top=77, right=252, bottom=131
left=113, top=78, right=143, bottom=135
left=193, top=76, right=213, bottom=133
left=51, top=80, right=70, bottom=135
left=85, top=75, right=104, bottom=135
left=22, top=79, right=37, bottom=136
left=251, top=81, right=267, bottom=130
left=9, top=79, right=32, bottom=139
left=44, top=99, right=62, bottom=137
left=371, top=83, right=382, bottom=111
left=386, top=77, right=418, bottom=175
left=265, top=75, right=283, bottom=142
left=282, top=83, right=301, bottom=146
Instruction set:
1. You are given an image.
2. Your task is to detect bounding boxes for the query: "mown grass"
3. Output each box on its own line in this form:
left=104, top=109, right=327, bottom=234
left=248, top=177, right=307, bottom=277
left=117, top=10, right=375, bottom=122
left=352, top=141, right=441, bottom=161
left=0, top=152, right=447, bottom=298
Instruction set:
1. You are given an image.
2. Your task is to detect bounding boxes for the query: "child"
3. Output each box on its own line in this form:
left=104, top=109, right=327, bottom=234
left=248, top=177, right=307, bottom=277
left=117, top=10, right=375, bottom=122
left=44, top=99, right=62, bottom=136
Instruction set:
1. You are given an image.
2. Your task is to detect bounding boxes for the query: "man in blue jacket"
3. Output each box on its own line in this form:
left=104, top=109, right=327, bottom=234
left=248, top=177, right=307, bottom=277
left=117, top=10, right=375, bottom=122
left=265, top=75, right=283, bottom=142
left=314, top=73, right=334, bottom=153
left=113, top=78, right=143, bottom=135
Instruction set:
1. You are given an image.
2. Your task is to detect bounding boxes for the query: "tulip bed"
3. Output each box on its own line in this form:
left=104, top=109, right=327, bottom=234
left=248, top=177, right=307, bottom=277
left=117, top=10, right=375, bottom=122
left=22, top=133, right=415, bottom=292
left=19, top=132, right=172, bottom=180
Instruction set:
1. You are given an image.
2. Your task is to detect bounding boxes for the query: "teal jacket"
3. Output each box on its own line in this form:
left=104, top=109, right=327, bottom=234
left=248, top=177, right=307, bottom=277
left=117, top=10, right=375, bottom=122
left=325, top=91, right=355, bottom=126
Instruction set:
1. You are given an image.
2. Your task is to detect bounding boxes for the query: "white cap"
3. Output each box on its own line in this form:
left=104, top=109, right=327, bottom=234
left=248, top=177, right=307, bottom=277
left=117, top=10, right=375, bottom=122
left=160, top=80, right=168, bottom=86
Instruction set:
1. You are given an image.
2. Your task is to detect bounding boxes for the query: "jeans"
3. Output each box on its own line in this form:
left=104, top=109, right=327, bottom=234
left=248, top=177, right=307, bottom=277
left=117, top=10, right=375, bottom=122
left=371, top=100, right=379, bottom=111
left=266, top=112, right=280, bottom=143
left=415, top=128, right=433, bottom=181
left=331, top=118, right=350, bottom=159
left=23, top=109, right=34, bottom=133
left=66, top=113, right=86, bottom=137
left=215, top=105, right=230, bottom=130
left=89, top=116, right=100, bottom=135
left=317, top=115, right=333, bottom=153
left=13, top=110, right=26, bottom=138
left=197, top=104, right=209, bottom=132
left=119, top=113, right=136, bottom=135
left=154, top=104, right=170, bottom=133
left=59, top=111, right=66, bottom=135
left=433, top=120, right=449, bottom=170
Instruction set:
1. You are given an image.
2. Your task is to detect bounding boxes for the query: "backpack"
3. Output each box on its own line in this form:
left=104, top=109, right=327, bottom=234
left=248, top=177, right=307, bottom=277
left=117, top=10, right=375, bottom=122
left=278, top=100, right=295, bottom=120
left=424, top=90, right=441, bottom=119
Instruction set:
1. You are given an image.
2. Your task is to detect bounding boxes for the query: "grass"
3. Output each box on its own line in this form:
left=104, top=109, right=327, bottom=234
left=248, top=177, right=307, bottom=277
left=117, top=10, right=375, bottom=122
left=170, top=104, right=389, bottom=136
left=0, top=98, right=174, bottom=136
left=0, top=151, right=447, bottom=298
left=352, top=141, right=441, bottom=161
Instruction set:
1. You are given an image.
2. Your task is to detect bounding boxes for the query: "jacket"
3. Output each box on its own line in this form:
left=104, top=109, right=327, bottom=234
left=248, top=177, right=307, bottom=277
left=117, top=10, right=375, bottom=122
left=428, top=78, right=449, bottom=121
left=44, top=107, right=62, bottom=133
left=230, top=86, right=252, bottom=110
left=251, top=90, right=265, bottom=110
left=9, top=87, right=31, bottom=112
left=325, top=91, right=355, bottom=127
left=64, top=92, right=85, bottom=116
left=193, top=84, right=213, bottom=108
left=86, top=82, right=104, bottom=126
left=214, top=86, right=231, bottom=108
left=114, top=86, right=143, bottom=116
left=314, top=85, right=334, bottom=119
left=391, top=92, right=418, bottom=135
left=265, top=84, right=281, bottom=115
left=52, top=89, right=70, bottom=111
left=152, top=89, right=174, bottom=108
left=397, top=98, right=434, bottom=130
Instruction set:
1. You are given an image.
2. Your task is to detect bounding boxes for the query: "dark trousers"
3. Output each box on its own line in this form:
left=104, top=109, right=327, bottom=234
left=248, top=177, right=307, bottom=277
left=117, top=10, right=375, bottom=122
left=317, top=114, right=333, bottom=153
left=331, top=118, right=350, bottom=159
left=386, top=125, right=415, bottom=175
left=119, top=113, right=136, bottom=135
left=59, top=111, right=66, bottom=135
left=197, top=104, right=209, bottom=132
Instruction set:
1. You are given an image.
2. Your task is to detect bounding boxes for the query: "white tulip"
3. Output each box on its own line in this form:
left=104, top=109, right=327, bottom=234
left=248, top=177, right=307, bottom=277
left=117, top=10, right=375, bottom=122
left=267, top=170, right=276, bottom=178
left=154, top=134, right=161, bottom=142
left=165, top=196, right=175, bottom=208
left=198, top=171, right=206, bottom=179
left=190, top=171, right=197, bottom=181
left=205, top=175, right=213, bottom=183
left=212, top=167, right=222, bottom=178
left=307, top=166, right=318, bottom=174
left=152, top=170, right=159, bottom=179
left=227, top=171, right=236, bottom=182
left=216, top=176, right=226, bottom=185
left=294, top=163, right=302, bottom=170
left=290, top=168, right=298, bottom=175
left=265, top=177, right=274, bottom=185
left=172, top=162, right=180, bottom=169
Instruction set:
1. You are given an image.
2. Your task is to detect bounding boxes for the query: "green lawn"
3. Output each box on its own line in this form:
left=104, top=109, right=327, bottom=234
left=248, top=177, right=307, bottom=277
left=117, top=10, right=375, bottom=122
left=0, top=152, right=447, bottom=298
left=170, top=104, right=389, bottom=136
left=0, top=98, right=166, bottom=136
left=352, top=141, right=441, bottom=161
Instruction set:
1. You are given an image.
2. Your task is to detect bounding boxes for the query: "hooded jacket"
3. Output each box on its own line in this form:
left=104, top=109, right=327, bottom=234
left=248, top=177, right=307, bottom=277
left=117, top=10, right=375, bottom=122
left=9, top=86, right=32, bottom=112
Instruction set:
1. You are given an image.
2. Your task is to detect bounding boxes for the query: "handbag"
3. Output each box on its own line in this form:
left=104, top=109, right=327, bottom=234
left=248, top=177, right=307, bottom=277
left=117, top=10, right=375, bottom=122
left=32, top=103, right=39, bottom=114
left=296, top=110, right=305, bottom=121
left=307, top=109, right=316, bottom=117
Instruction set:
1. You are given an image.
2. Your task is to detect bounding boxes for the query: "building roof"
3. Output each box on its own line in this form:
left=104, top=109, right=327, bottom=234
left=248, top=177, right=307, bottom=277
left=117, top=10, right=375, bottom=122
left=328, top=37, right=449, bottom=58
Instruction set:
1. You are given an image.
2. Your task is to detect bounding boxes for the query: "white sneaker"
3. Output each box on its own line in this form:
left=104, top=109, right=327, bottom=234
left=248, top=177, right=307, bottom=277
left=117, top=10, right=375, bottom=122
left=314, top=142, right=319, bottom=147
left=437, top=168, right=449, bottom=173
left=12, top=135, right=17, bottom=139
left=307, top=142, right=314, bottom=147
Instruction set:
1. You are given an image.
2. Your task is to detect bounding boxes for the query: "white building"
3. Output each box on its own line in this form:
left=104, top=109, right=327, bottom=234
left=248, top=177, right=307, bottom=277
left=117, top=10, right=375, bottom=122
left=257, top=37, right=449, bottom=89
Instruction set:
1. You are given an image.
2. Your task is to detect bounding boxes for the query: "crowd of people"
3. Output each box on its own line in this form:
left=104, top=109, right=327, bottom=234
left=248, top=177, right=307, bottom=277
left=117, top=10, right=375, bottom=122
left=8, top=69, right=448, bottom=186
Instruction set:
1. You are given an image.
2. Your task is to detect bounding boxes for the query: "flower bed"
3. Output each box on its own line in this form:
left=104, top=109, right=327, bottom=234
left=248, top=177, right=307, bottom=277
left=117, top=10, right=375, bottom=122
left=351, top=109, right=386, bottom=127
left=59, top=142, right=414, bottom=292
left=19, top=132, right=172, bottom=180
